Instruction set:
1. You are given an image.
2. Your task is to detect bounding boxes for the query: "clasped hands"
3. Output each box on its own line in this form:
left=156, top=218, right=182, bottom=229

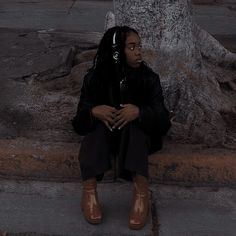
left=91, top=104, right=140, bottom=131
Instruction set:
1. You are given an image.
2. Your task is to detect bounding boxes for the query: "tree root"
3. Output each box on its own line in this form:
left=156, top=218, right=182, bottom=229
left=228, top=81, right=236, bottom=91
left=197, top=26, right=236, bottom=69
left=111, top=0, right=236, bottom=148
left=223, top=136, right=236, bottom=150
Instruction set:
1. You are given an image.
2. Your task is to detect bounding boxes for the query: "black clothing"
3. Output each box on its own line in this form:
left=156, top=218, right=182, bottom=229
left=72, top=63, right=171, bottom=180
left=72, top=63, right=171, bottom=154
left=79, top=123, right=150, bottom=181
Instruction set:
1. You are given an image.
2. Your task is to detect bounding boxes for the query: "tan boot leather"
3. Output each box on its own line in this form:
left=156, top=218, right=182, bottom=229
left=129, top=175, right=149, bottom=230
left=81, top=178, right=102, bottom=224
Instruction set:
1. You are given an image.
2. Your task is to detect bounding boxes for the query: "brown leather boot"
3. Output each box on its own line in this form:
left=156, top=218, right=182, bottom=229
left=129, top=175, right=149, bottom=230
left=81, top=178, right=102, bottom=224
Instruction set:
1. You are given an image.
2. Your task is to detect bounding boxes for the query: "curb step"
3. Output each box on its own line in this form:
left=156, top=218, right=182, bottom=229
left=0, top=138, right=235, bottom=186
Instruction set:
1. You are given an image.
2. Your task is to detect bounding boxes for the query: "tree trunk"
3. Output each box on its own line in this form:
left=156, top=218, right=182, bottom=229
left=112, top=0, right=236, bottom=148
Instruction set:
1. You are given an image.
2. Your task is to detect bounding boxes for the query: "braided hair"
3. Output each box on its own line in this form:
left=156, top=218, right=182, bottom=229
left=92, top=26, right=139, bottom=82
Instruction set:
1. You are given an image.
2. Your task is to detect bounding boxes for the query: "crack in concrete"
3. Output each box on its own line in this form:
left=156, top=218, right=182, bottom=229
left=67, top=0, right=77, bottom=15
left=150, top=189, right=159, bottom=236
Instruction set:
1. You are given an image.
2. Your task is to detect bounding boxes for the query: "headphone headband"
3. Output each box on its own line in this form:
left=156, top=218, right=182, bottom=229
left=112, top=31, right=119, bottom=63
left=112, top=31, right=117, bottom=45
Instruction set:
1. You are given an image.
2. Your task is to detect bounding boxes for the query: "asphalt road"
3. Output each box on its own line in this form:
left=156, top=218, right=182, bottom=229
left=0, top=0, right=235, bottom=35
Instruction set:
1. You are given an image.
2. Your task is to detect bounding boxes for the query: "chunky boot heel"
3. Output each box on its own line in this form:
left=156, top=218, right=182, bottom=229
left=129, top=175, right=149, bottom=230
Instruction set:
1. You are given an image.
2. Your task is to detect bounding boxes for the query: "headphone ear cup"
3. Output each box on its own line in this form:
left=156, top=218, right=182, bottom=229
left=113, top=50, right=119, bottom=63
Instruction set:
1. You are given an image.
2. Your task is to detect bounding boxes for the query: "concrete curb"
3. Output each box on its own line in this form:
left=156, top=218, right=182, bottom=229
left=149, top=143, right=236, bottom=187
left=0, top=138, right=81, bottom=181
left=0, top=138, right=235, bottom=186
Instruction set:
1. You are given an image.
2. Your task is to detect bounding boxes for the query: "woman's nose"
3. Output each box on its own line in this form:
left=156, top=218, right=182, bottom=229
left=135, top=47, right=142, bottom=55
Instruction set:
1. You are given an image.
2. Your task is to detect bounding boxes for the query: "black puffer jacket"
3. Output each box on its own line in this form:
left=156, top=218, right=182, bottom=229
left=72, top=63, right=171, bottom=154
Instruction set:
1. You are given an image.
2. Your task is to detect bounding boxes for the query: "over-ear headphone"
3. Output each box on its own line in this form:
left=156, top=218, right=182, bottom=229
left=112, top=31, right=119, bottom=64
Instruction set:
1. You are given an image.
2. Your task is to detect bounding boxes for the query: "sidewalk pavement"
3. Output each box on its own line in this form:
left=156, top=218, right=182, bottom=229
left=0, top=180, right=236, bottom=236
left=0, top=181, right=152, bottom=236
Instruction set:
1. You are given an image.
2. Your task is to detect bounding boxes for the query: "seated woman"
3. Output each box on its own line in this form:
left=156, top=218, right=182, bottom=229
left=72, top=26, right=171, bottom=230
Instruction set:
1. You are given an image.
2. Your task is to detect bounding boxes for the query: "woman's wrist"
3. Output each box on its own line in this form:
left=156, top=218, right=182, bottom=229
left=91, top=106, right=98, bottom=118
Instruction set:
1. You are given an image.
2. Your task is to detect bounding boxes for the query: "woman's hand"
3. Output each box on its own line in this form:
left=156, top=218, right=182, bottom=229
left=112, top=104, right=140, bottom=130
left=91, top=105, right=117, bottom=131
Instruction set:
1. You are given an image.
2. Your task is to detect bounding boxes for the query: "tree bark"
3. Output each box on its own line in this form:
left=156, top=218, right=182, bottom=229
left=112, top=0, right=236, bottom=148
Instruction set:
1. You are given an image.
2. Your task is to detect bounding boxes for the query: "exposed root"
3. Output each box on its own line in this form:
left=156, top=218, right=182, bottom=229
left=105, top=11, right=116, bottom=31
left=223, top=136, right=236, bottom=150
left=232, top=107, right=236, bottom=114
left=197, top=26, right=236, bottom=69
left=228, top=81, right=236, bottom=91
left=35, top=47, right=76, bottom=83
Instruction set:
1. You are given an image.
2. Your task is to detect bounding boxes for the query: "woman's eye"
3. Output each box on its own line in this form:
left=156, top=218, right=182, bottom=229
left=127, top=44, right=142, bottom=51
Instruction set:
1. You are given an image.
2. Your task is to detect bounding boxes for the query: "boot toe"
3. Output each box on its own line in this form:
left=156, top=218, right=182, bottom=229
left=129, top=217, right=146, bottom=230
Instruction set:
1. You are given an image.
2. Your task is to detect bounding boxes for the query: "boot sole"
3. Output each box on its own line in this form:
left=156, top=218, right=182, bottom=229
left=128, top=209, right=148, bottom=230
left=86, top=217, right=102, bottom=224
left=81, top=208, right=102, bottom=224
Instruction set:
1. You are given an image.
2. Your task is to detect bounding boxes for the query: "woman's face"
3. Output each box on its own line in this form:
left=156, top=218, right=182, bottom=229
left=124, top=32, right=142, bottom=68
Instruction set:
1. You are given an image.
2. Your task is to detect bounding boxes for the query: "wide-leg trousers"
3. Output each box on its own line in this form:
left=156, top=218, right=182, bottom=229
left=79, top=122, right=150, bottom=181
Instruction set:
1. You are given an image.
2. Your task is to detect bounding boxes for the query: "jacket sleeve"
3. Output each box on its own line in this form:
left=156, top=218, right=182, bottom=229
left=72, top=71, right=98, bottom=136
left=138, top=73, right=171, bottom=136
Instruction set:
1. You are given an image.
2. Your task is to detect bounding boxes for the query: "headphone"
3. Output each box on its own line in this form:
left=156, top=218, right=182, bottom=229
left=112, top=31, right=119, bottom=64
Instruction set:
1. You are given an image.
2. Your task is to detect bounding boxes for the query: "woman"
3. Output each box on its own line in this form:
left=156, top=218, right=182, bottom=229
left=72, top=26, right=171, bottom=230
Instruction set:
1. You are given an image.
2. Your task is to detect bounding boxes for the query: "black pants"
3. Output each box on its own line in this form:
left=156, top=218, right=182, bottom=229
left=79, top=122, right=150, bottom=181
